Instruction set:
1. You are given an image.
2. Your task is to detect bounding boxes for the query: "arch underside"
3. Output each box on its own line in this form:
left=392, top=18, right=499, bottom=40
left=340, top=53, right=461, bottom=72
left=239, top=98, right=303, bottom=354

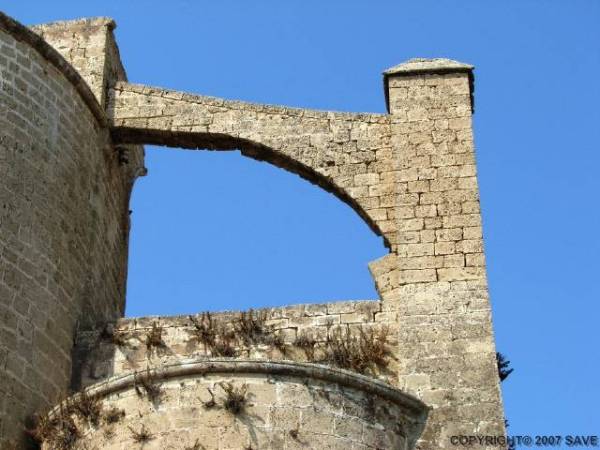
left=112, top=126, right=388, bottom=248
left=109, top=83, right=395, bottom=250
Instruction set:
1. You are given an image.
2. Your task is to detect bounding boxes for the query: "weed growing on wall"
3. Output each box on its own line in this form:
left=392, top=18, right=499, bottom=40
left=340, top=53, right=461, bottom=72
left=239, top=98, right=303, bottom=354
left=219, top=382, right=248, bottom=415
left=100, top=324, right=130, bottom=348
left=129, top=424, right=153, bottom=443
left=103, top=406, right=126, bottom=425
left=70, top=391, right=103, bottom=427
left=145, top=322, right=165, bottom=352
left=294, top=333, right=317, bottom=360
left=134, top=369, right=163, bottom=403
left=188, top=310, right=393, bottom=376
left=25, top=405, right=80, bottom=450
left=322, top=326, right=391, bottom=374
left=202, top=388, right=217, bottom=409
left=235, top=309, right=270, bottom=345
left=189, top=313, right=238, bottom=357
left=496, top=352, right=514, bottom=381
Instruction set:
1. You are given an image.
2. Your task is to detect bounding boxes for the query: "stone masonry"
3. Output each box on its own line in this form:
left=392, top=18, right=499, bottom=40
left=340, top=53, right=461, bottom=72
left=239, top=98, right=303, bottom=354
left=0, top=11, right=504, bottom=449
left=52, top=360, right=427, bottom=450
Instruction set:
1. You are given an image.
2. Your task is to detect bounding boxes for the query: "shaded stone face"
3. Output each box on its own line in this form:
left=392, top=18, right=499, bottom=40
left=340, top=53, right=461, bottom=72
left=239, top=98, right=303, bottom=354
left=0, top=14, right=137, bottom=448
left=0, top=11, right=504, bottom=449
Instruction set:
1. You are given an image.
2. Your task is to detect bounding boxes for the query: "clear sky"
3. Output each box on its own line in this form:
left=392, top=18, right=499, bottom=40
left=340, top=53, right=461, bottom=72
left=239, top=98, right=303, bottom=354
left=4, top=0, right=599, bottom=442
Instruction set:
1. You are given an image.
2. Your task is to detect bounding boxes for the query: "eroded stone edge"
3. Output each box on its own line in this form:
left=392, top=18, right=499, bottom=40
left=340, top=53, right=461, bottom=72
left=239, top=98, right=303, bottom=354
left=0, top=11, right=107, bottom=126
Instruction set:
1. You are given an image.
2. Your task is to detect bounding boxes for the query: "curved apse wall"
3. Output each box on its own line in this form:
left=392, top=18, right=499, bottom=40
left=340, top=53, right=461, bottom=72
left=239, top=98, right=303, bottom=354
left=41, top=360, right=428, bottom=450
left=0, top=13, right=135, bottom=447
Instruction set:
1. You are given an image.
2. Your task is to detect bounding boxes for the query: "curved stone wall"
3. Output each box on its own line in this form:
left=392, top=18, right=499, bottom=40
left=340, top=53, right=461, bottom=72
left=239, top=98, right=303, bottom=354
left=0, top=13, right=136, bottom=447
left=42, top=360, right=428, bottom=450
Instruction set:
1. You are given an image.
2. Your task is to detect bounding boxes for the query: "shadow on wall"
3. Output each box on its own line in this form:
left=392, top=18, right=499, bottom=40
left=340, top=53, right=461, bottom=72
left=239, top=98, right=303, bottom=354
left=124, top=147, right=388, bottom=317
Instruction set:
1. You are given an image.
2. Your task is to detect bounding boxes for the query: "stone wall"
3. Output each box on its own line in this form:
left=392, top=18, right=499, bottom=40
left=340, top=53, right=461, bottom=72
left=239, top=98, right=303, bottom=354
left=108, top=60, right=505, bottom=447
left=73, top=301, right=388, bottom=390
left=42, top=360, right=427, bottom=450
left=30, top=16, right=145, bottom=198
left=380, top=61, right=505, bottom=446
left=0, top=11, right=506, bottom=449
left=109, top=81, right=392, bottom=244
left=0, top=14, right=138, bottom=448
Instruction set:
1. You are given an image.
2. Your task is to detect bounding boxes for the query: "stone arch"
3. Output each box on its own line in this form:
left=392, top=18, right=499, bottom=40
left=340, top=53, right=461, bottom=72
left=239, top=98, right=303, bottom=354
left=115, top=128, right=386, bottom=245
left=109, top=82, right=395, bottom=250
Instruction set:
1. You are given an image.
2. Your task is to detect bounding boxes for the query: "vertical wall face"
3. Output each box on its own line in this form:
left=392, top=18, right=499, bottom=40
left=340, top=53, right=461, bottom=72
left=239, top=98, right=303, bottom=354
left=0, top=17, right=137, bottom=447
left=382, top=60, right=505, bottom=447
left=30, top=19, right=145, bottom=326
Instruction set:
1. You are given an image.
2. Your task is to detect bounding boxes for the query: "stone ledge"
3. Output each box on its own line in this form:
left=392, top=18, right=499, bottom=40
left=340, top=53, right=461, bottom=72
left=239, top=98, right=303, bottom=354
left=75, top=358, right=427, bottom=417
left=30, top=16, right=116, bottom=32
left=111, top=81, right=389, bottom=122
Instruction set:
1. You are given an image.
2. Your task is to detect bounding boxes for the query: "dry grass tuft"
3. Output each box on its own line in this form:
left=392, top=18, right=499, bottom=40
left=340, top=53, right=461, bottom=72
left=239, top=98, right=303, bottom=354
left=268, top=332, right=288, bottom=355
left=202, top=387, right=217, bottom=409
left=289, top=428, right=300, bottom=440
left=128, top=424, right=153, bottom=443
left=25, top=406, right=80, bottom=450
left=145, top=322, right=165, bottom=351
left=189, top=313, right=238, bottom=357
left=100, top=324, right=129, bottom=347
left=322, top=326, right=391, bottom=374
left=211, top=330, right=237, bottom=357
left=189, top=309, right=295, bottom=357
left=103, top=406, right=126, bottom=424
left=294, top=333, right=317, bottom=360
left=134, top=369, right=162, bottom=402
left=103, top=427, right=115, bottom=440
left=189, top=313, right=217, bottom=348
left=219, top=382, right=248, bottom=415
left=235, top=309, right=269, bottom=345
left=111, top=331, right=129, bottom=347
left=70, top=390, right=103, bottom=427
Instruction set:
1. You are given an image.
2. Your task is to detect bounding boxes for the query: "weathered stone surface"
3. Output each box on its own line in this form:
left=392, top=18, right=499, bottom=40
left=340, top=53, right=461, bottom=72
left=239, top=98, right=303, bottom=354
left=0, top=11, right=505, bottom=450
left=384, top=58, right=474, bottom=76
left=73, top=301, right=392, bottom=390
left=108, top=81, right=392, bottom=245
left=0, top=13, right=140, bottom=448
left=42, top=360, right=428, bottom=450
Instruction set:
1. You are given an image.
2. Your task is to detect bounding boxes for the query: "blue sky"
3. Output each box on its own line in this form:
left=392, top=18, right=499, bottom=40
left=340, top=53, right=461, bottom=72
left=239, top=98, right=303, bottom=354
left=4, top=0, right=599, bottom=442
